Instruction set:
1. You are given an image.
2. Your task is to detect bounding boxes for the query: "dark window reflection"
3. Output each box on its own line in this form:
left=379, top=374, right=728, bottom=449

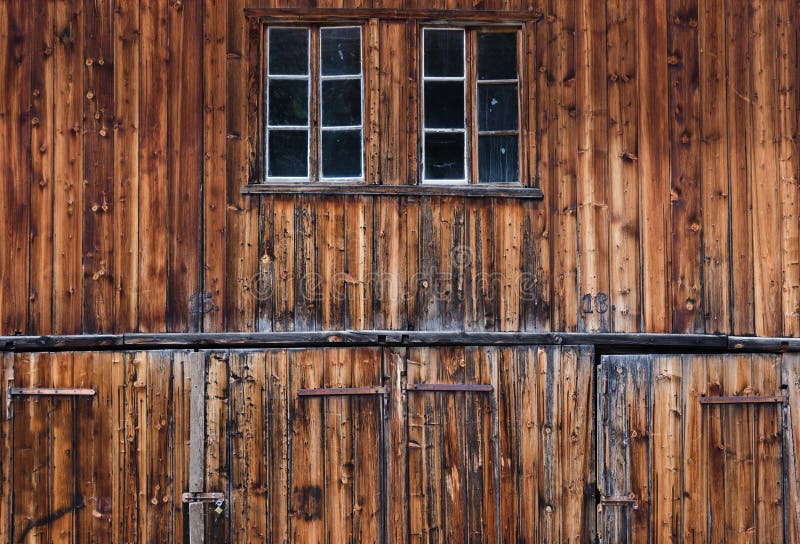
left=268, top=28, right=309, bottom=75
left=477, top=33, right=517, bottom=80
left=268, top=130, right=308, bottom=177
left=322, top=130, right=362, bottom=178
left=424, top=81, right=465, bottom=129
left=478, top=135, right=518, bottom=183
left=424, top=29, right=464, bottom=77
left=321, top=27, right=361, bottom=76
left=424, top=132, right=465, bottom=180
left=268, top=79, right=308, bottom=126
left=322, top=79, right=361, bottom=127
left=477, top=84, right=518, bottom=132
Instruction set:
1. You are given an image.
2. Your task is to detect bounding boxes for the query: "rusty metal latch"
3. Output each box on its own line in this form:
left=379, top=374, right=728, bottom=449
left=599, top=494, right=638, bottom=509
left=6, top=387, right=96, bottom=419
left=406, top=384, right=493, bottom=393
left=298, top=386, right=387, bottom=397
left=182, top=492, right=226, bottom=504
left=700, top=395, right=787, bottom=405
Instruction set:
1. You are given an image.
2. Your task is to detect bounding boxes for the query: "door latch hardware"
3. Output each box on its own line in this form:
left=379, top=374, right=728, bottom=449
left=182, top=492, right=226, bottom=504
left=406, top=384, right=493, bottom=393
left=6, top=387, right=96, bottom=419
left=298, top=386, right=387, bottom=397
left=599, top=494, right=638, bottom=509
left=699, top=395, right=787, bottom=405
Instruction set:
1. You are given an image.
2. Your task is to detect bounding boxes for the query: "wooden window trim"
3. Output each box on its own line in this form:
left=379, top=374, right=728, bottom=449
left=244, top=10, right=542, bottom=198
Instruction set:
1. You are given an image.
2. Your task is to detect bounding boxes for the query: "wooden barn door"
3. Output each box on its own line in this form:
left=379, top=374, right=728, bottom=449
left=598, top=353, right=797, bottom=543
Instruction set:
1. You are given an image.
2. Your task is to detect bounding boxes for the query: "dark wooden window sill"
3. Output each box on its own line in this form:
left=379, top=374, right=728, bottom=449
left=241, top=183, right=544, bottom=199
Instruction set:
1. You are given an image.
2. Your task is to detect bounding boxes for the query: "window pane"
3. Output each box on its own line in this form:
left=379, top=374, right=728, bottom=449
left=477, top=33, right=517, bottom=80
left=322, top=130, right=362, bottom=178
left=268, top=79, right=308, bottom=126
left=477, top=84, right=518, bottom=131
left=424, top=132, right=465, bottom=180
left=322, top=79, right=361, bottom=127
left=268, top=130, right=308, bottom=177
left=268, top=28, right=309, bottom=75
left=321, top=27, right=361, bottom=76
left=424, top=81, right=464, bottom=129
left=423, top=29, right=464, bottom=77
left=478, top=135, right=519, bottom=183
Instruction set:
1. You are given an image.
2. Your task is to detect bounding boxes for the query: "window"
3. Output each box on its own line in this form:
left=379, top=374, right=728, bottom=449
left=265, top=25, right=364, bottom=182
left=422, top=27, right=520, bottom=184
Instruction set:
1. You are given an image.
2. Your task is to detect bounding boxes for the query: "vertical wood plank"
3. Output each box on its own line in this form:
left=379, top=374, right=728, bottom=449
left=290, top=349, right=324, bottom=542
left=706, top=355, right=725, bottom=543
left=561, top=345, right=595, bottom=542
left=323, top=348, right=354, bottom=542
left=723, top=354, right=755, bottom=543
left=627, top=356, right=652, bottom=544
left=439, top=347, right=466, bottom=542
left=294, top=198, right=317, bottom=331
left=171, top=351, right=191, bottom=540
left=726, top=0, right=755, bottom=333
left=379, top=22, right=410, bottom=185
left=386, top=348, right=408, bottom=544
left=267, top=349, right=290, bottom=543
left=273, top=198, right=296, bottom=331
left=147, top=352, right=174, bottom=544
left=782, top=353, right=800, bottom=543
left=776, top=0, right=800, bottom=337
left=82, top=0, right=114, bottom=333
left=53, top=0, right=83, bottom=334
left=668, top=0, right=703, bottom=333
left=374, top=196, right=408, bottom=329
left=352, top=348, right=383, bottom=542
left=748, top=0, right=782, bottom=336
left=576, top=0, right=610, bottom=333
left=638, top=0, right=671, bottom=332
left=50, top=352, right=76, bottom=544
left=538, top=346, right=563, bottom=543
left=112, top=0, right=140, bottom=333
left=464, top=200, right=495, bottom=331
left=203, top=0, right=228, bottom=332
left=205, top=352, right=230, bottom=543
left=28, top=0, right=55, bottom=335
left=226, top=0, right=260, bottom=333
left=345, top=197, right=373, bottom=329
left=407, top=347, right=434, bottom=543
left=548, top=0, right=579, bottom=332
left=138, top=0, right=169, bottom=332
left=494, top=200, right=522, bottom=331
left=515, top=347, right=536, bottom=542
left=317, top=197, right=346, bottom=330
left=598, top=355, right=629, bottom=543
left=681, top=354, right=708, bottom=542
left=651, top=355, right=682, bottom=542
left=168, top=0, right=203, bottom=332
left=0, top=354, right=13, bottom=544
left=606, top=0, right=640, bottom=333
left=752, top=354, right=783, bottom=543
left=699, top=0, right=732, bottom=333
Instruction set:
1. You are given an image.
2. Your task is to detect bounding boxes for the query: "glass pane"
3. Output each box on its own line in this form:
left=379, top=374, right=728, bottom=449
left=322, top=130, right=362, bottom=178
left=424, top=81, right=464, bottom=129
left=477, top=84, right=518, bottom=131
left=268, top=28, right=309, bottom=75
left=424, top=132, right=465, bottom=180
left=477, top=33, right=517, bottom=80
left=423, top=29, right=464, bottom=77
left=268, top=79, right=308, bottom=126
left=322, top=79, right=361, bottom=127
left=478, top=135, right=519, bottom=183
left=321, top=27, right=361, bottom=76
left=268, top=129, right=308, bottom=178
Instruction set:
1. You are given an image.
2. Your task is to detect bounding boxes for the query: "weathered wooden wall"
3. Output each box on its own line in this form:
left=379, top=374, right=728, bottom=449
left=0, top=345, right=596, bottom=543
left=0, top=0, right=798, bottom=337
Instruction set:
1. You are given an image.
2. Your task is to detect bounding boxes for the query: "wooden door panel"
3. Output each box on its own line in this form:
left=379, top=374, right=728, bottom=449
left=598, top=353, right=787, bottom=544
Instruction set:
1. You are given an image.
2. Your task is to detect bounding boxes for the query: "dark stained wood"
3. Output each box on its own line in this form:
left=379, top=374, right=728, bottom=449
left=244, top=7, right=543, bottom=21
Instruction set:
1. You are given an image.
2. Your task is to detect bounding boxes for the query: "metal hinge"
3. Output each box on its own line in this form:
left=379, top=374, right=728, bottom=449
left=6, top=387, right=96, bottom=419
left=406, top=384, right=493, bottom=393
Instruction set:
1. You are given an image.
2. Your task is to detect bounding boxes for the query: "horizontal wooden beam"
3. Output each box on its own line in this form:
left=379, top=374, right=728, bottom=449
left=241, top=183, right=544, bottom=200
left=244, top=8, right=543, bottom=22
left=1, top=331, right=799, bottom=353
left=699, top=395, right=787, bottom=405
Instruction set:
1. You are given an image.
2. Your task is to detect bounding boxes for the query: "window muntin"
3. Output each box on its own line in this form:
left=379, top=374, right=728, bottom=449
left=265, top=25, right=364, bottom=182
left=421, top=26, right=521, bottom=185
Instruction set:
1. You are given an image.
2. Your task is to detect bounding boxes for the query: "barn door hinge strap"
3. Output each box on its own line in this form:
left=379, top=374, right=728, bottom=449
left=700, top=395, right=787, bottom=405
left=406, top=384, right=493, bottom=393
left=6, top=387, right=96, bottom=419
left=298, top=386, right=387, bottom=397
left=599, top=494, right=638, bottom=509
left=182, top=492, right=226, bottom=503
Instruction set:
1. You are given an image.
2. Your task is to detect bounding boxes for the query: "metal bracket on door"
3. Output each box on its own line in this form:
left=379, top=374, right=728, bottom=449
left=6, top=387, right=96, bottom=419
left=298, top=386, right=388, bottom=396
left=405, top=384, right=493, bottom=393
left=699, top=395, right=787, bottom=405
left=182, top=492, right=226, bottom=503
left=599, top=494, right=639, bottom=510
